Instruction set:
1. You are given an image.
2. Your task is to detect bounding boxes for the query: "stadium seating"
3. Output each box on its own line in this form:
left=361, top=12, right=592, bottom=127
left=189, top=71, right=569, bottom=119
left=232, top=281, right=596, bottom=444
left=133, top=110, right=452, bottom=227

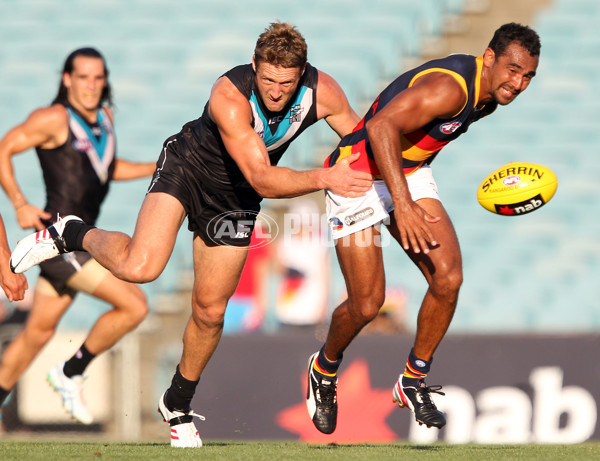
left=0, top=0, right=450, bottom=329
left=381, top=0, right=600, bottom=332
left=1, top=0, right=596, bottom=333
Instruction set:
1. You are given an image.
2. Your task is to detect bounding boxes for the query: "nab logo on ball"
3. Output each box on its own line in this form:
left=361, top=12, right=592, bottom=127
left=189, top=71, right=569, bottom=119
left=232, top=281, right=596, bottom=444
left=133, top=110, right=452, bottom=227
left=477, top=162, right=558, bottom=216
left=495, top=194, right=545, bottom=215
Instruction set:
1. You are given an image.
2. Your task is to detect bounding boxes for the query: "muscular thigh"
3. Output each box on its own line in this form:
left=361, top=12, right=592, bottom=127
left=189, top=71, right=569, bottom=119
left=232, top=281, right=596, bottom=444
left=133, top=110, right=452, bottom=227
left=29, top=277, right=74, bottom=330
left=66, top=257, right=109, bottom=294
left=38, top=251, right=92, bottom=297
left=128, top=191, right=186, bottom=277
left=192, top=233, right=249, bottom=307
left=388, top=198, right=462, bottom=283
left=335, top=226, right=386, bottom=300
left=66, top=257, right=144, bottom=308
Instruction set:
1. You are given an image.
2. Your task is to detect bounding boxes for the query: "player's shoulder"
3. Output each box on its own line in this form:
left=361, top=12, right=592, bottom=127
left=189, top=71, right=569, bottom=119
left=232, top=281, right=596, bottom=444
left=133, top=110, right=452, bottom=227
left=412, top=69, right=467, bottom=96
left=435, top=53, right=477, bottom=70
left=211, top=74, right=248, bottom=103
left=25, top=103, right=68, bottom=129
left=101, top=105, right=114, bottom=122
left=208, top=74, right=252, bottom=126
left=31, top=103, right=67, bottom=118
left=315, top=67, right=347, bottom=98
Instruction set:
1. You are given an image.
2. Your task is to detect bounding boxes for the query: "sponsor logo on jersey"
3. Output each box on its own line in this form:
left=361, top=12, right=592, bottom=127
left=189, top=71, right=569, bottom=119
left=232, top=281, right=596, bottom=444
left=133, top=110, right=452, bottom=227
left=496, top=194, right=545, bottom=216
left=268, top=104, right=304, bottom=125
left=288, top=104, right=302, bottom=124
left=440, top=121, right=462, bottom=134
left=329, top=217, right=344, bottom=231
left=344, top=207, right=374, bottom=226
left=73, top=139, right=93, bottom=152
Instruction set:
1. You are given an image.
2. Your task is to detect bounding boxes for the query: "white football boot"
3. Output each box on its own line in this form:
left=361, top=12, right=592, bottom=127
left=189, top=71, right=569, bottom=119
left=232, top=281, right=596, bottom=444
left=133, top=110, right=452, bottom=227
left=158, top=390, right=205, bottom=448
left=47, top=362, right=93, bottom=425
left=10, top=215, right=83, bottom=273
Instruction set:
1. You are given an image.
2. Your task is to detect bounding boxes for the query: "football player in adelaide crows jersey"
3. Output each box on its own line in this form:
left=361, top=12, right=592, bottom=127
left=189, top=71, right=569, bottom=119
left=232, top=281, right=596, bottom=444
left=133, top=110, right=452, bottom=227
left=9, top=22, right=372, bottom=446
left=305, top=23, right=541, bottom=434
left=0, top=48, right=155, bottom=425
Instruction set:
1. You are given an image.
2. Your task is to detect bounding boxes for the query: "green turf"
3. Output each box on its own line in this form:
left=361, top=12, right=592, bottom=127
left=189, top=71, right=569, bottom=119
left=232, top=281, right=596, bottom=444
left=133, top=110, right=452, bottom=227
left=0, top=441, right=598, bottom=461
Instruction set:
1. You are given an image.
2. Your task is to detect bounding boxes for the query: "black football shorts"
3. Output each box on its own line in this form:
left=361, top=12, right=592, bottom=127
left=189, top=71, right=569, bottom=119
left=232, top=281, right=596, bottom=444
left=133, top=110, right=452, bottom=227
left=146, top=136, right=258, bottom=247
left=39, top=251, right=93, bottom=297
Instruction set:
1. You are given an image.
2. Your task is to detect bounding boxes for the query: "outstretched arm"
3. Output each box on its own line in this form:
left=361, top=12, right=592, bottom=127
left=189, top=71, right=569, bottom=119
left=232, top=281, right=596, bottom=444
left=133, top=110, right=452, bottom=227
left=366, top=72, right=467, bottom=253
left=210, top=77, right=371, bottom=199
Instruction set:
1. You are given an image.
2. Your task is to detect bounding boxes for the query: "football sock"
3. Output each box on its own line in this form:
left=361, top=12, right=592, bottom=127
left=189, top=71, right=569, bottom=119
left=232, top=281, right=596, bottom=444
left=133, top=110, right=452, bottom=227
left=314, top=345, right=342, bottom=377
left=166, top=365, right=199, bottom=412
left=0, top=386, right=10, bottom=406
left=63, top=343, right=96, bottom=377
left=402, top=348, right=432, bottom=387
left=62, top=220, right=95, bottom=252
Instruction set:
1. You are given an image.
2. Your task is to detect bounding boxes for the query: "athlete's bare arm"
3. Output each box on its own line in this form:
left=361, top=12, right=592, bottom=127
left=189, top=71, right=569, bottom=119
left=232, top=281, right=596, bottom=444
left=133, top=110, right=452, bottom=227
left=0, top=214, right=27, bottom=301
left=0, top=105, right=68, bottom=230
left=366, top=72, right=467, bottom=254
left=112, top=159, right=156, bottom=181
left=315, top=70, right=360, bottom=137
left=209, top=76, right=372, bottom=199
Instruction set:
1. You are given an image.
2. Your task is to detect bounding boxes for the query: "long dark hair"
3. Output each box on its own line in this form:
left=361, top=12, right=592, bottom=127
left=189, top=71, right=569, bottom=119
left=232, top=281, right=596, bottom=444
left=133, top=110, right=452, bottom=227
left=52, top=47, right=112, bottom=107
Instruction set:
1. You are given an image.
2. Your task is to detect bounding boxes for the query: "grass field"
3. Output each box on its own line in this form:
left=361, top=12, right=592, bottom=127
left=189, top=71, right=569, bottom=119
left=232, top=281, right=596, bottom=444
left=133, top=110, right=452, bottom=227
left=0, top=441, right=598, bottom=461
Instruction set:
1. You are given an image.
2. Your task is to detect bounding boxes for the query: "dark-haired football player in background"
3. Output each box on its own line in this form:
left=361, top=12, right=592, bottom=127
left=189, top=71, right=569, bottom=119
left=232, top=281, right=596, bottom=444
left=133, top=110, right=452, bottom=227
left=0, top=47, right=154, bottom=424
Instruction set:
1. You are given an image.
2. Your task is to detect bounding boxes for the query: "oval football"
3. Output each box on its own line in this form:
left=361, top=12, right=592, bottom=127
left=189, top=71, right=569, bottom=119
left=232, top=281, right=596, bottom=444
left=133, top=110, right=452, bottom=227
left=476, top=162, right=558, bottom=216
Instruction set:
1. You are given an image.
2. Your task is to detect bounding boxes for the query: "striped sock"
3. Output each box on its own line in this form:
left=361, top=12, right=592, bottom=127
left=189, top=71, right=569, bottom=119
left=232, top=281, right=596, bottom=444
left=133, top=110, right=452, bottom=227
left=402, top=348, right=432, bottom=387
left=314, top=346, right=342, bottom=377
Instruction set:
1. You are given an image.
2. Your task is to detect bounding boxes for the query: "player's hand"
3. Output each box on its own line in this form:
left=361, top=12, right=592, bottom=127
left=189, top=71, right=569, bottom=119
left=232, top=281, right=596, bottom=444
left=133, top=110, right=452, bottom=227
left=0, top=266, right=28, bottom=302
left=16, top=204, right=52, bottom=231
left=325, top=153, right=373, bottom=197
left=394, top=200, right=440, bottom=254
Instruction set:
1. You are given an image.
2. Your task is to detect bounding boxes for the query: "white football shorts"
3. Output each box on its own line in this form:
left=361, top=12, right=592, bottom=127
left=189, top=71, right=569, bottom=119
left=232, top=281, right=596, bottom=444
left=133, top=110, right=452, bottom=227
left=325, top=165, right=440, bottom=240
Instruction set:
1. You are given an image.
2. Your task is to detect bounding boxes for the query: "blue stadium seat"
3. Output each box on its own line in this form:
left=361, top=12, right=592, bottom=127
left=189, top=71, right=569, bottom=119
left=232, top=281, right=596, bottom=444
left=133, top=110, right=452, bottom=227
left=6, top=0, right=595, bottom=334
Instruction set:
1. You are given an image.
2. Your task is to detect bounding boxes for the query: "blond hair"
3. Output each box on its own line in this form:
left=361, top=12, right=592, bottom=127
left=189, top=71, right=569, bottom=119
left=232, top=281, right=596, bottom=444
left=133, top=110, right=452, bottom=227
left=254, top=21, right=307, bottom=68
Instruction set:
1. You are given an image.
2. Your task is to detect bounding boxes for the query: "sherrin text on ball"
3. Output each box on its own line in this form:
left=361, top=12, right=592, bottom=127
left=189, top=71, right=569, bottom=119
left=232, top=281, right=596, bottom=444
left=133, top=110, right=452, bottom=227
left=477, top=162, right=558, bottom=216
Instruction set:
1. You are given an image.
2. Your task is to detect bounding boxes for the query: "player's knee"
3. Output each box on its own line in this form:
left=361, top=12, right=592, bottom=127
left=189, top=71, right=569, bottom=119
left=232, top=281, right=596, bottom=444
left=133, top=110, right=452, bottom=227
left=362, top=305, right=381, bottom=324
left=118, top=260, right=161, bottom=284
left=111, top=286, right=148, bottom=326
left=128, top=296, right=149, bottom=326
left=192, top=301, right=226, bottom=329
left=431, top=265, right=463, bottom=299
left=350, top=293, right=385, bottom=324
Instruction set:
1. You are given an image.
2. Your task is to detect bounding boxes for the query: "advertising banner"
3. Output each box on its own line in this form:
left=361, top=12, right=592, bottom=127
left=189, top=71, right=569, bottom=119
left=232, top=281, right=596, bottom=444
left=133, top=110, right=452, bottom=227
left=192, top=333, right=600, bottom=443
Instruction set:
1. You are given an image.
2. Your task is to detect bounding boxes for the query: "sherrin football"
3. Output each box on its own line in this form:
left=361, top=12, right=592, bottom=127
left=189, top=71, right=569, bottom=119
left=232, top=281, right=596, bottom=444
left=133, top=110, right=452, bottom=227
left=477, top=162, right=558, bottom=216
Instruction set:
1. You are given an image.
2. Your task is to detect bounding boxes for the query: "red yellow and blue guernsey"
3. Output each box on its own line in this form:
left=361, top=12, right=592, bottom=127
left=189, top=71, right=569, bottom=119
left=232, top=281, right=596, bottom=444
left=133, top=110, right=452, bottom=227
left=325, top=54, right=497, bottom=176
